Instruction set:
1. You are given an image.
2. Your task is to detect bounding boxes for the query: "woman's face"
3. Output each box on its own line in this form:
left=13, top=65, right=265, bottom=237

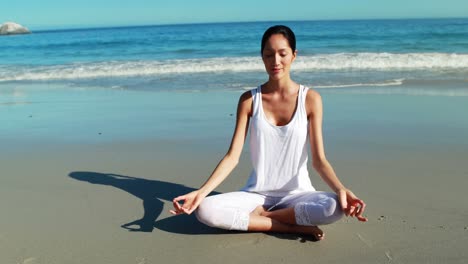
left=262, top=34, right=297, bottom=80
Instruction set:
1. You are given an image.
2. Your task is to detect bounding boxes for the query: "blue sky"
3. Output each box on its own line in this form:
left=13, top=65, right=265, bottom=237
left=2, top=0, right=468, bottom=30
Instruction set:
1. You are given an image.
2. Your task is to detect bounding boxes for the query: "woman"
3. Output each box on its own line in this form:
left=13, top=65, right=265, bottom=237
left=171, top=25, right=367, bottom=240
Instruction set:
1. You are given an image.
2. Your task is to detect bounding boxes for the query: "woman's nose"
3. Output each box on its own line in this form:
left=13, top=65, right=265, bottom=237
left=274, top=54, right=281, bottom=65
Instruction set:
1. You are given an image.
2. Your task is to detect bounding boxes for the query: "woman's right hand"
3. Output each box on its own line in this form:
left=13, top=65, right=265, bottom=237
left=170, top=190, right=205, bottom=215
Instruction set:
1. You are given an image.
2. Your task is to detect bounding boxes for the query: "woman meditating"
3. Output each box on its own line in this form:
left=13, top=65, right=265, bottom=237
left=171, top=25, right=367, bottom=241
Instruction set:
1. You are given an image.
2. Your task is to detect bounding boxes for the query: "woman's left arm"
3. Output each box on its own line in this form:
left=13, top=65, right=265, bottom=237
left=306, top=89, right=367, bottom=222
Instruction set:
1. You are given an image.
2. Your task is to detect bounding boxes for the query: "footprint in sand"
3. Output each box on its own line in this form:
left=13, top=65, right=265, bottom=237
left=217, top=235, right=265, bottom=249
left=377, top=215, right=386, bottom=221
left=18, top=257, right=38, bottom=264
left=385, top=250, right=393, bottom=261
left=136, top=257, right=147, bottom=264
left=356, top=233, right=373, bottom=248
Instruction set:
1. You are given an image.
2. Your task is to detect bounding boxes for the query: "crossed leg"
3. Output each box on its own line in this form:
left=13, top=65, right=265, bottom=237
left=195, top=191, right=342, bottom=241
left=248, top=205, right=324, bottom=240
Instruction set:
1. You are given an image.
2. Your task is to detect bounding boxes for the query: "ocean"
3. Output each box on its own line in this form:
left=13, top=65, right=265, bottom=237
left=1, top=19, right=468, bottom=95
left=1, top=19, right=468, bottom=145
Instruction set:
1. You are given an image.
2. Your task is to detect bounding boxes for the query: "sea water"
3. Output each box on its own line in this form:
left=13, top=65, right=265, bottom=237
left=1, top=19, right=468, bottom=145
left=1, top=19, right=467, bottom=94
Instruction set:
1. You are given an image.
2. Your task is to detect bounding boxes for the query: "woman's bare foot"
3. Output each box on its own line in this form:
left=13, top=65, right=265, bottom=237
left=250, top=205, right=324, bottom=241
left=303, top=225, right=324, bottom=241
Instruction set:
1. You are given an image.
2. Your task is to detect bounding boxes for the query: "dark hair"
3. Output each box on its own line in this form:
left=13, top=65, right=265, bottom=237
left=261, top=25, right=296, bottom=55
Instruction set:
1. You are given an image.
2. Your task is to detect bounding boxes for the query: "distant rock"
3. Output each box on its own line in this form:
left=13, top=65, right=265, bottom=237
left=0, top=22, right=31, bottom=35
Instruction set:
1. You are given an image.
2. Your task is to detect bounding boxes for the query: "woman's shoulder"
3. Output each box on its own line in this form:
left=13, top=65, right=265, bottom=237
left=304, top=86, right=323, bottom=115
left=240, top=89, right=254, bottom=101
left=237, top=89, right=254, bottom=116
left=304, top=86, right=322, bottom=102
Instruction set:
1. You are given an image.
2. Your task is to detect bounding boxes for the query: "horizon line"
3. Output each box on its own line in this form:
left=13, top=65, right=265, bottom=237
left=28, top=16, right=468, bottom=32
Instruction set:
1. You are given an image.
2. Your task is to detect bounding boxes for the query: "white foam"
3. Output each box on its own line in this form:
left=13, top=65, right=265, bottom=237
left=1, top=53, right=467, bottom=82
left=294, top=53, right=468, bottom=70
left=314, top=79, right=405, bottom=88
left=343, top=87, right=468, bottom=97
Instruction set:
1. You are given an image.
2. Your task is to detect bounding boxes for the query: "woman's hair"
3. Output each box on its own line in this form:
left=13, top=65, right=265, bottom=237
left=261, top=25, right=296, bottom=55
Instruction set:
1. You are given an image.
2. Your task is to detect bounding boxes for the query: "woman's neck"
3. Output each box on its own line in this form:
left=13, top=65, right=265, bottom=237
left=264, top=77, right=297, bottom=94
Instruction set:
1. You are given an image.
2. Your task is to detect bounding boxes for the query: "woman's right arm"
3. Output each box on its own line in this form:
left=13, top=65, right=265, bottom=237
left=170, top=91, right=253, bottom=215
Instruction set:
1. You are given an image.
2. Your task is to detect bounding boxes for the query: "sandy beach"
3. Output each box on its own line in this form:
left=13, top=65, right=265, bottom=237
left=1, top=82, right=468, bottom=264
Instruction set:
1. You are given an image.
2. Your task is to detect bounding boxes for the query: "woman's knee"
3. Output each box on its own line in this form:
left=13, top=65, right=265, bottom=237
left=195, top=198, right=250, bottom=231
left=322, top=193, right=344, bottom=220
left=321, top=194, right=344, bottom=224
left=195, top=198, right=231, bottom=230
left=294, top=193, right=344, bottom=226
left=195, top=198, right=221, bottom=228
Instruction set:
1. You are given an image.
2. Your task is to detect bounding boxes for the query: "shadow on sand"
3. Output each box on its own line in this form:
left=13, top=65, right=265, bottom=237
left=69, top=171, right=224, bottom=235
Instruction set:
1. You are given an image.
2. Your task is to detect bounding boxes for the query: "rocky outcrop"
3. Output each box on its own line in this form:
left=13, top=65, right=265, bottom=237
left=0, top=22, right=31, bottom=35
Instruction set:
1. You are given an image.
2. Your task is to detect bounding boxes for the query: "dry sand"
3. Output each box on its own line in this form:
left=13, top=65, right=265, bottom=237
left=1, top=139, right=467, bottom=264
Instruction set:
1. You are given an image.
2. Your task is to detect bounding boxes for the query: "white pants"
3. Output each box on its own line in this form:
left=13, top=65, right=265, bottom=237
left=195, top=191, right=344, bottom=231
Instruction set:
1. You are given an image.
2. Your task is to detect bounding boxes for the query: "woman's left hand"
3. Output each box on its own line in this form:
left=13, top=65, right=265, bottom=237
left=337, top=188, right=368, bottom=222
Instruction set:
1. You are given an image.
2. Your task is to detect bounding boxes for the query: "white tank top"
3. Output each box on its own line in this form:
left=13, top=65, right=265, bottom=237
left=241, top=85, right=315, bottom=196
